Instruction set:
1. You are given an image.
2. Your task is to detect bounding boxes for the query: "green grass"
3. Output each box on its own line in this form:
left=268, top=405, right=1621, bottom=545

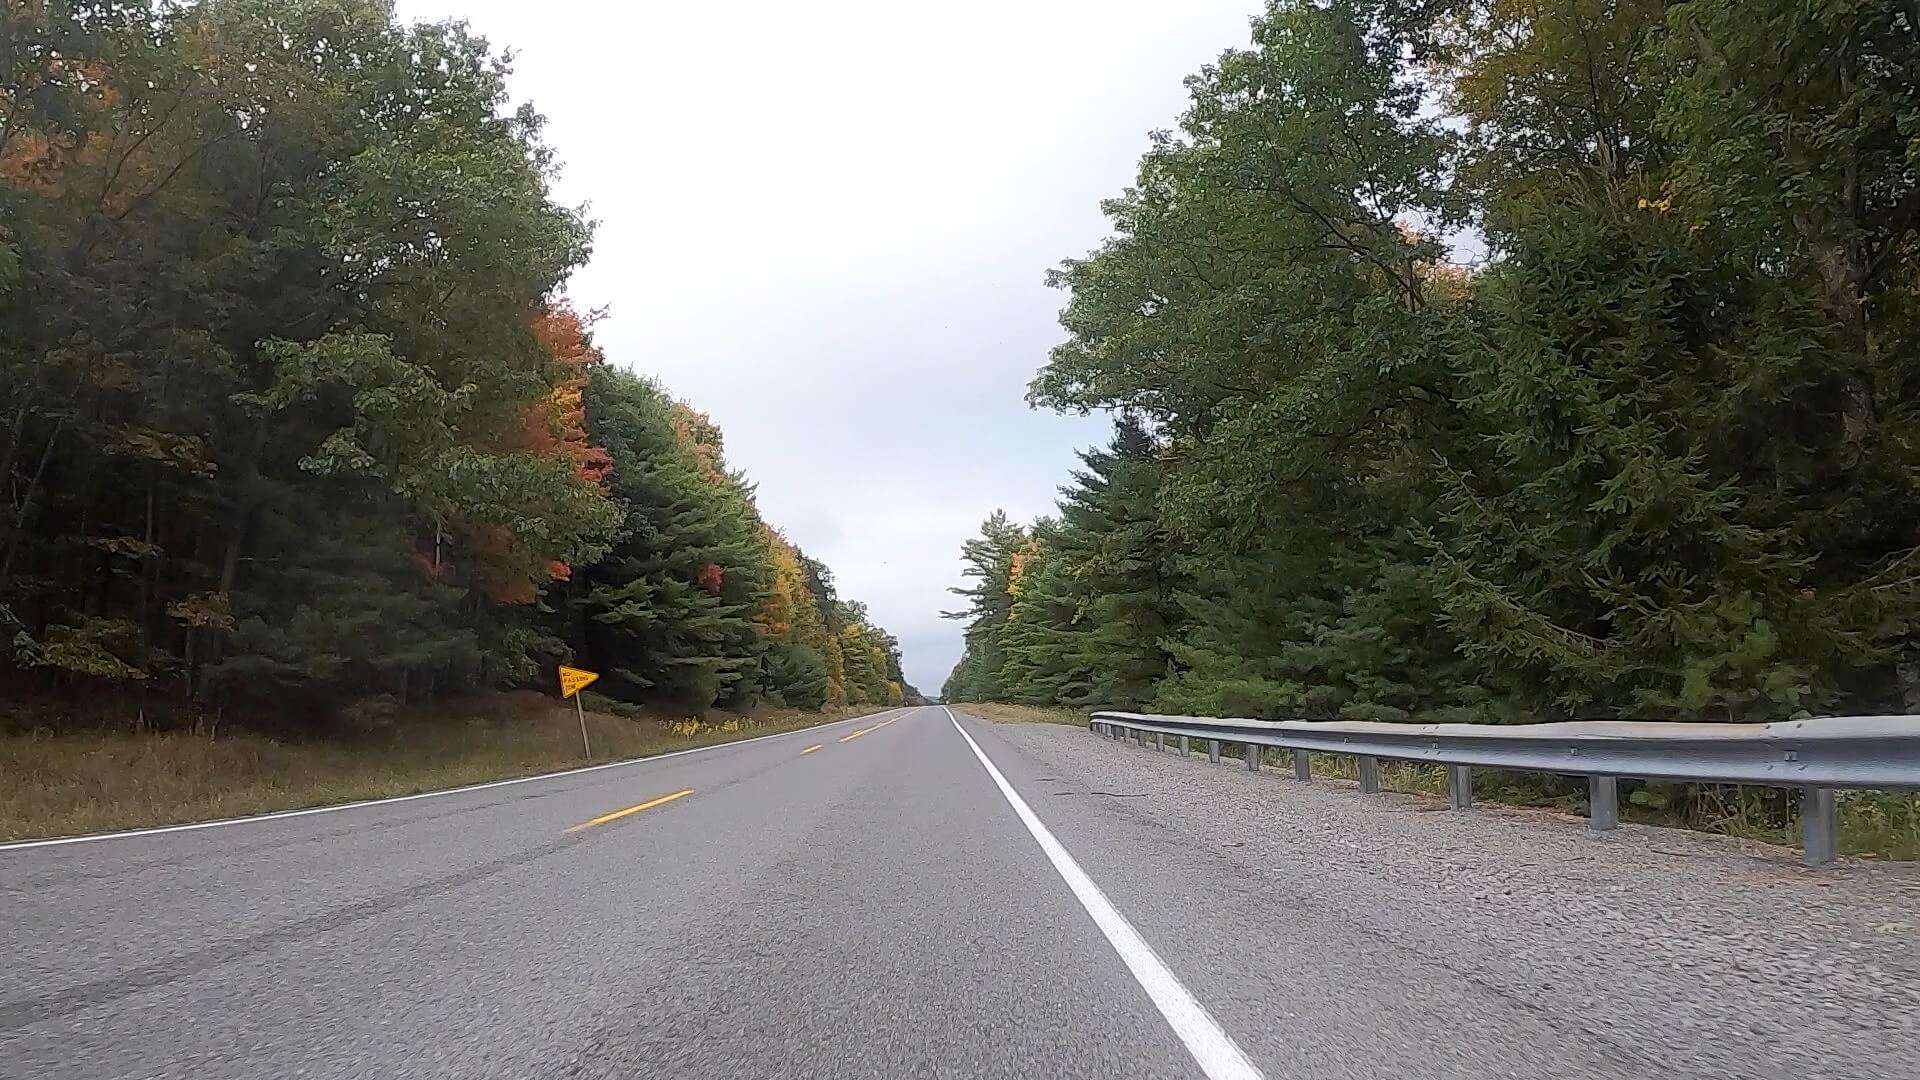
left=0, top=693, right=874, bottom=842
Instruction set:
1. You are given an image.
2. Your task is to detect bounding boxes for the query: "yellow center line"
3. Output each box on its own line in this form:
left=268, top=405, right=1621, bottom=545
left=564, top=788, right=694, bottom=833
left=801, top=744, right=822, bottom=754
left=838, top=713, right=907, bottom=743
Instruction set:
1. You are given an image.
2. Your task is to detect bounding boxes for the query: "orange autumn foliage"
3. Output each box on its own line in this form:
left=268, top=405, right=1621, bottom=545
left=445, top=304, right=615, bottom=603
left=459, top=523, right=541, bottom=605
left=0, top=131, right=74, bottom=191
left=1, top=23, right=187, bottom=213
left=524, top=305, right=612, bottom=489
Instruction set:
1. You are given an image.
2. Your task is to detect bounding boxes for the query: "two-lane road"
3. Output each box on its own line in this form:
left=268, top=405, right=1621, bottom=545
left=1, top=708, right=1217, bottom=1079
left=5, top=706, right=1916, bottom=1079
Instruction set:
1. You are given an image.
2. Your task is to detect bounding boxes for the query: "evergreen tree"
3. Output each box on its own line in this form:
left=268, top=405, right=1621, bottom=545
left=575, top=369, right=772, bottom=715
left=996, top=524, right=1090, bottom=705
left=940, top=511, right=1026, bottom=701
left=1058, top=419, right=1180, bottom=709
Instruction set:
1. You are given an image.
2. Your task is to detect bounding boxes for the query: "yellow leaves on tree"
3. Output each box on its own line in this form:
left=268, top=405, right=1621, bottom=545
left=823, top=632, right=850, bottom=707
left=1007, top=539, right=1041, bottom=598
left=670, top=402, right=726, bottom=485
left=753, top=527, right=821, bottom=644
left=165, top=591, right=234, bottom=632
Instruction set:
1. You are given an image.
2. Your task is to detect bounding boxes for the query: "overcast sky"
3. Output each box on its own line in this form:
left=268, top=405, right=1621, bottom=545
left=392, top=0, right=1266, bottom=694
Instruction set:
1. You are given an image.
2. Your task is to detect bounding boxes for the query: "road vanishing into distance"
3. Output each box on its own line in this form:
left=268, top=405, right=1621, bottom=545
left=4, top=706, right=1917, bottom=1079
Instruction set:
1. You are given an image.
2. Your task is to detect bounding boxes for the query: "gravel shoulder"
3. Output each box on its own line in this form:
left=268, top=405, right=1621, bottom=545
left=988, top=718, right=1920, bottom=1080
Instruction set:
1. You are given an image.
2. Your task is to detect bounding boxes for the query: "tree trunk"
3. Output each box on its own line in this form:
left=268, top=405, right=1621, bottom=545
left=0, top=418, right=64, bottom=591
left=217, top=422, right=270, bottom=598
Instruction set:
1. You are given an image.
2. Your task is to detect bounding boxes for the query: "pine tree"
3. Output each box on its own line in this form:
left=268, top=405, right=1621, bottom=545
left=939, top=511, right=1026, bottom=701
left=996, top=525, right=1089, bottom=704
left=1058, top=419, right=1181, bottom=709
left=575, top=368, right=773, bottom=715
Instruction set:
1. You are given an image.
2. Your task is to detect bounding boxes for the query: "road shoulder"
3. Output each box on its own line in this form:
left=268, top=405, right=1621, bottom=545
left=973, top=716, right=1920, bottom=1080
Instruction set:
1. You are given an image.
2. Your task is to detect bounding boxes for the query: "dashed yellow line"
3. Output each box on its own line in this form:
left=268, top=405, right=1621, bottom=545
left=801, top=744, right=822, bottom=754
left=565, top=789, right=694, bottom=833
left=837, top=713, right=906, bottom=743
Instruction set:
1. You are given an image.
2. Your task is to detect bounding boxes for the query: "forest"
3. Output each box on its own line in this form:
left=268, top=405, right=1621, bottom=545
left=944, top=0, right=1920, bottom=728
left=0, top=0, right=917, bottom=729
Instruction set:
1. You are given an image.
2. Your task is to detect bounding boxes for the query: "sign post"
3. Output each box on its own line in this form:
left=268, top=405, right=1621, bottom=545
left=557, top=664, right=601, bottom=759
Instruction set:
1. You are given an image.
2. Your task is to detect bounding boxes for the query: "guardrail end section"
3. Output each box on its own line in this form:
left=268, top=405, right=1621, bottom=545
left=1802, top=788, right=1837, bottom=867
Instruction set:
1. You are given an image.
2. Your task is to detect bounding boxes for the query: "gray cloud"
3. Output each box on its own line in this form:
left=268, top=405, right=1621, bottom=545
left=394, top=0, right=1264, bottom=693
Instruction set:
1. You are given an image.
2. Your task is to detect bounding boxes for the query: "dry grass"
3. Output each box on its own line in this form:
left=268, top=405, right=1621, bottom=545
left=0, top=692, right=877, bottom=842
left=957, top=701, right=1087, bottom=726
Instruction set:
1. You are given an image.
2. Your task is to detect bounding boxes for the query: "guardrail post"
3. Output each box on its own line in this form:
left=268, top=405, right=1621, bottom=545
left=1589, top=776, right=1617, bottom=832
left=1293, top=750, right=1311, bottom=782
left=1245, top=743, right=1259, bottom=771
left=1802, top=788, right=1837, bottom=867
left=1357, top=756, right=1378, bottom=794
left=1207, top=739, right=1220, bottom=763
left=1180, top=737, right=1190, bottom=757
left=1155, top=732, right=1165, bottom=752
left=1447, top=765, right=1472, bottom=811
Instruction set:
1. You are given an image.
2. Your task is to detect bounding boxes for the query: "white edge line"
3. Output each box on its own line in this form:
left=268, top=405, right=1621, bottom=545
left=0, top=706, right=913, bottom=853
left=943, top=706, right=1265, bottom=1080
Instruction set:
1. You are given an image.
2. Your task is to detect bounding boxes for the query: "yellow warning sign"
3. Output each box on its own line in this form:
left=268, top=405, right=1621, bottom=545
left=558, top=664, right=600, bottom=699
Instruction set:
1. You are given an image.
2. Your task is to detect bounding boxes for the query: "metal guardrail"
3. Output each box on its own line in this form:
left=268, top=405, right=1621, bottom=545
left=1088, top=711, right=1920, bottom=866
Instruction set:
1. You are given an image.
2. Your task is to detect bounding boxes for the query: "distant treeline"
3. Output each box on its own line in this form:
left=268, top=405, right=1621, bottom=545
left=945, top=0, right=1919, bottom=723
left=0, top=0, right=917, bottom=724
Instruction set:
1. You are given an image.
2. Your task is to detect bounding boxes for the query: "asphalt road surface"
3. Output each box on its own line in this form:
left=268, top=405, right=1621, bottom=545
left=3, top=706, right=1916, bottom=1079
